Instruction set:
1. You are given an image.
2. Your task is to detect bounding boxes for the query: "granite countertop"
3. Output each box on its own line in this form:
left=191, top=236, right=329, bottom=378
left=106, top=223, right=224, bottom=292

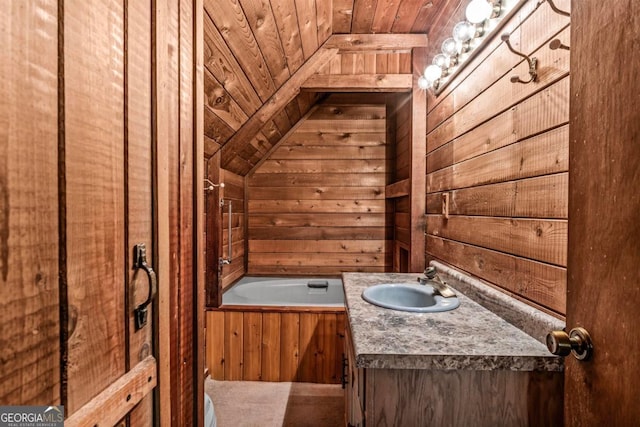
left=342, top=272, right=563, bottom=371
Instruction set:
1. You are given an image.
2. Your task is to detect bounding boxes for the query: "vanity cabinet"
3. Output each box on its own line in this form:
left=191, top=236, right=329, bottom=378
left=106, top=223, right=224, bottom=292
left=344, top=320, right=563, bottom=426
left=342, top=271, right=565, bottom=427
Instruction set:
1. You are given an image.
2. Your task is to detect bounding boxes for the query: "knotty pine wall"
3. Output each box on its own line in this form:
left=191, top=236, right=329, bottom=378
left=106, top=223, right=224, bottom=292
left=247, top=103, right=393, bottom=275
left=425, top=0, right=570, bottom=316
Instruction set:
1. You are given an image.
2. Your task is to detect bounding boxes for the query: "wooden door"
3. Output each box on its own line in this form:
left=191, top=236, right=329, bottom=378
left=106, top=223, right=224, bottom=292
left=566, top=1, right=640, bottom=425
left=62, top=0, right=157, bottom=424
left=2, top=1, right=157, bottom=424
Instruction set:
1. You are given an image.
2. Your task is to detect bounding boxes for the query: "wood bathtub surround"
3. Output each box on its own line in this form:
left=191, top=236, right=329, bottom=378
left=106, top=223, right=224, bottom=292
left=206, top=309, right=346, bottom=384
left=425, top=0, right=571, bottom=317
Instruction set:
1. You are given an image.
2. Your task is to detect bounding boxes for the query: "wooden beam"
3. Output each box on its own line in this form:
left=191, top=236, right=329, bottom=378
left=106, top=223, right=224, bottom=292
left=325, top=34, right=428, bottom=52
left=65, top=357, right=157, bottom=427
left=220, top=47, right=338, bottom=164
left=410, top=47, right=427, bottom=273
left=194, top=0, right=205, bottom=423
left=301, top=74, right=413, bottom=92
left=385, top=179, right=410, bottom=198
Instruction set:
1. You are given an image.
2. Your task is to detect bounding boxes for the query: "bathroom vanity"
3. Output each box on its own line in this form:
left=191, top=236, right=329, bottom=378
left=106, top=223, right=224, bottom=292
left=342, top=268, right=564, bottom=426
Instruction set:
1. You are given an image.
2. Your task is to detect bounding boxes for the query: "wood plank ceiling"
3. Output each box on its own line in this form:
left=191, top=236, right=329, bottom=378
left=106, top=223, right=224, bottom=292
left=204, top=0, right=460, bottom=175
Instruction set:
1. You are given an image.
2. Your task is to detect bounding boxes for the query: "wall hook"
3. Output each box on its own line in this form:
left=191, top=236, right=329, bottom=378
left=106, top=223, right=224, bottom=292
left=204, top=179, right=224, bottom=191
left=501, top=33, right=538, bottom=84
left=539, top=0, right=570, bottom=17
left=549, top=38, right=570, bottom=51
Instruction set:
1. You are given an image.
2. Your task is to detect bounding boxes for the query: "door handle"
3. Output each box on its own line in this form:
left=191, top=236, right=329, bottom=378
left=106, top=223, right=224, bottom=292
left=133, top=243, right=157, bottom=330
left=341, top=354, right=349, bottom=389
left=546, top=327, right=593, bottom=361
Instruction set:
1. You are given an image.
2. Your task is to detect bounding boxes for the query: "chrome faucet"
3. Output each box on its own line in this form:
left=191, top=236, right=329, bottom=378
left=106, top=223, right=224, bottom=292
left=418, top=267, right=457, bottom=298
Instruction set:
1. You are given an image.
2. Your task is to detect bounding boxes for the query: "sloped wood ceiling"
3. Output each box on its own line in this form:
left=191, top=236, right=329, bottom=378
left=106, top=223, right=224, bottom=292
left=204, top=0, right=459, bottom=175
left=334, top=0, right=458, bottom=34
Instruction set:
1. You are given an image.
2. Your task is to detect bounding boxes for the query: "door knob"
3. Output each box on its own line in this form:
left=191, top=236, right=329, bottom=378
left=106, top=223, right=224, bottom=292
left=546, top=327, right=593, bottom=361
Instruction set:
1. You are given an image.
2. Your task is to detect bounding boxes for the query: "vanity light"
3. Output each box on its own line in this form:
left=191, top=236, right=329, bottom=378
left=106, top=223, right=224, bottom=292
left=417, top=76, right=432, bottom=90
left=441, top=38, right=459, bottom=57
left=465, top=0, right=493, bottom=24
left=432, top=54, right=451, bottom=69
left=419, top=0, right=511, bottom=93
left=452, top=21, right=476, bottom=43
left=424, top=64, right=443, bottom=82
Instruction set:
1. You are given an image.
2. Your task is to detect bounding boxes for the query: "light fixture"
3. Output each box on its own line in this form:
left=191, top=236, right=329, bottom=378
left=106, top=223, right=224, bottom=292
left=432, top=54, right=450, bottom=69
left=417, top=76, right=432, bottom=90
left=452, top=21, right=476, bottom=43
left=419, top=0, right=514, bottom=93
left=424, top=64, right=443, bottom=82
left=465, top=0, right=493, bottom=24
left=441, top=38, right=459, bottom=57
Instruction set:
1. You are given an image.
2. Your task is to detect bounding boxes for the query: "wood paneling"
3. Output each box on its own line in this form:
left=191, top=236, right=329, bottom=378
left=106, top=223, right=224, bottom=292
left=425, top=1, right=570, bottom=316
left=206, top=309, right=345, bottom=383
left=127, top=0, right=154, bottom=422
left=248, top=103, right=392, bottom=275
left=409, top=47, right=427, bottom=272
left=427, top=236, right=566, bottom=313
left=388, top=93, right=412, bottom=272
left=0, top=0, right=60, bottom=406
left=206, top=312, right=226, bottom=380
left=428, top=125, right=569, bottom=193
left=65, top=0, right=126, bottom=412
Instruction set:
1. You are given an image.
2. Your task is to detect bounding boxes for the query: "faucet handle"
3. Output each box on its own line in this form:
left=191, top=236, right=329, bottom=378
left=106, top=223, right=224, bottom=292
left=424, top=266, right=437, bottom=279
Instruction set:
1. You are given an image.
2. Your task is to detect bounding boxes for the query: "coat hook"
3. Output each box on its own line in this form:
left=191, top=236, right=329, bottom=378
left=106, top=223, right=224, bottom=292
left=204, top=179, right=224, bottom=191
left=539, top=0, right=570, bottom=17
left=549, top=38, right=570, bottom=51
left=501, top=33, right=538, bottom=84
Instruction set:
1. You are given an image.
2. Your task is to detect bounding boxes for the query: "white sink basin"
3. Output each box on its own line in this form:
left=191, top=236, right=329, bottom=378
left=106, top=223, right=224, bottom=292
left=361, top=283, right=460, bottom=313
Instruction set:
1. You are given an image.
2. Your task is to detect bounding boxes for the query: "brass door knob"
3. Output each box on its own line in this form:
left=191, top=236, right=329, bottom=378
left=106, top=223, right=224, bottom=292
left=546, top=327, right=593, bottom=361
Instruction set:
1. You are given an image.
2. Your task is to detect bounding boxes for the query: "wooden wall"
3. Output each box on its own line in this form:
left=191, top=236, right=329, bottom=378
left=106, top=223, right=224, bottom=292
left=425, top=0, right=570, bottom=316
left=390, top=95, right=412, bottom=270
left=247, top=103, right=393, bottom=275
left=206, top=310, right=345, bottom=384
left=1, top=0, right=60, bottom=406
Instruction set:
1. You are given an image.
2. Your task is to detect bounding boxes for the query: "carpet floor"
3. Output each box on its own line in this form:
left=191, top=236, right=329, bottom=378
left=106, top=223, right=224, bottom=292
left=205, top=379, right=344, bottom=427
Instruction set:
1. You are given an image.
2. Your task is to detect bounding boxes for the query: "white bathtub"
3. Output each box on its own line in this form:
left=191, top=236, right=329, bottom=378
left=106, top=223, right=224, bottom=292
left=222, top=276, right=344, bottom=307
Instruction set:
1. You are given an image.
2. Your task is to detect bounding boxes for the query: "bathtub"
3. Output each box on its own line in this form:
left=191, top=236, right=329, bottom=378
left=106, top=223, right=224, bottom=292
left=222, top=276, right=345, bottom=307
left=209, top=276, right=346, bottom=384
